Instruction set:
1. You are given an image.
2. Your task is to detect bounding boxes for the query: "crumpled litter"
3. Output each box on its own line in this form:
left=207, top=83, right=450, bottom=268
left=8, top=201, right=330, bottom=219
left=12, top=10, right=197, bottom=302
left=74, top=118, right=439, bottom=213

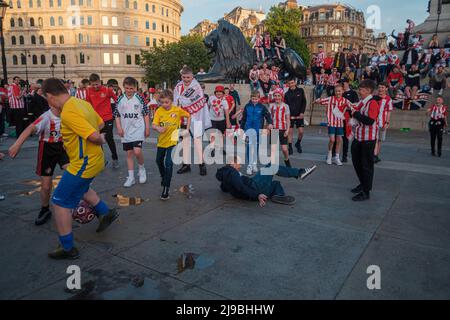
left=179, top=184, right=195, bottom=199
left=177, top=253, right=196, bottom=273
left=113, top=194, right=145, bottom=207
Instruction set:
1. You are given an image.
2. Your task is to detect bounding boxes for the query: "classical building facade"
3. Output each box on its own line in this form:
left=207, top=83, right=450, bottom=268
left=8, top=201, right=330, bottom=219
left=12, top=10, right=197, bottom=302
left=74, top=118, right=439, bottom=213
left=189, top=19, right=217, bottom=38
left=299, top=4, right=370, bottom=54
left=223, top=6, right=265, bottom=38
left=3, top=0, right=183, bottom=85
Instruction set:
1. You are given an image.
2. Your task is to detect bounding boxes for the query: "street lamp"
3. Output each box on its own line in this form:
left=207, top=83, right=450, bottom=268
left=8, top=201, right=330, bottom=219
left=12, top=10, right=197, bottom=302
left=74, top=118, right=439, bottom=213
left=21, top=49, right=30, bottom=89
left=49, top=62, right=55, bottom=77
left=62, top=58, right=66, bottom=80
left=0, top=1, right=9, bottom=84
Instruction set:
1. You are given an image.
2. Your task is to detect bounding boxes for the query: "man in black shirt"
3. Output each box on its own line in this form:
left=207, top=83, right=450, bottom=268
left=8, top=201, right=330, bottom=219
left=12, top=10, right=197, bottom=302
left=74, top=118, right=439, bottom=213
left=284, top=78, right=307, bottom=154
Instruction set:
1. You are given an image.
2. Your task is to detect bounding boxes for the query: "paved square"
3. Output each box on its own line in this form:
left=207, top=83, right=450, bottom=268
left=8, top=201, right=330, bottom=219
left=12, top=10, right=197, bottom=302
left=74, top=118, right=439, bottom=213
left=0, top=127, right=449, bottom=300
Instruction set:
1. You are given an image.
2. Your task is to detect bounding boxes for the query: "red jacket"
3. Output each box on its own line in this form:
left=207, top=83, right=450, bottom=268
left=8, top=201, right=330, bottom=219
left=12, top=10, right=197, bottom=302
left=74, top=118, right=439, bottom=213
left=86, top=86, right=117, bottom=121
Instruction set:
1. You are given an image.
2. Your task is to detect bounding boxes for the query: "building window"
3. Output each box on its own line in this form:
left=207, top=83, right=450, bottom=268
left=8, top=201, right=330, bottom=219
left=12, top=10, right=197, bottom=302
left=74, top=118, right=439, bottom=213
left=11, top=36, right=16, bottom=45
left=51, top=35, right=56, bottom=44
left=101, top=0, right=107, bottom=7
left=145, top=21, right=149, bottom=29
left=318, top=27, right=325, bottom=36
left=112, top=34, right=118, bottom=44
left=18, top=18, right=23, bottom=27
left=10, top=18, right=14, bottom=27
left=126, top=54, right=131, bottom=65
left=80, top=52, right=85, bottom=64
left=111, top=16, right=117, bottom=26
left=166, top=25, right=169, bottom=33
left=59, top=35, right=64, bottom=44
left=57, top=0, right=60, bottom=6
left=135, top=54, right=140, bottom=65
left=49, top=0, right=53, bottom=7
left=78, top=33, right=83, bottom=43
left=13, top=55, right=18, bottom=65
left=133, top=36, right=138, bottom=45
left=133, top=1, right=137, bottom=9
left=31, top=35, right=36, bottom=44
left=125, top=0, right=128, bottom=8
left=29, top=17, right=34, bottom=26
left=79, top=0, right=83, bottom=5
left=161, top=24, right=164, bottom=32
left=37, top=0, right=41, bottom=7
left=17, top=0, right=21, bottom=8
left=61, top=54, right=66, bottom=64
left=331, top=29, right=342, bottom=36
left=145, top=3, right=148, bottom=11
left=52, top=54, right=57, bottom=64
left=113, top=53, right=119, bottom=65
left=103, top=53, right=110, bottom=64
left=50, top=17, right=55, bottom=26
left=111, top=0, right=116, bottom=8
left=331, top=43, right=340, bottom=52
left=40, top=55, right=46, bottom=64
left=102, top=16, right=108, bottom=26
left=125, top=35, right=131, bottom=45
left=21, top=54, right=26, bottom=65
left=29, top=0, right=32, bottom=8
left=71, top=16, right=76, bottom=26
left=19, top=35, right=24, bottom=45
left=80, top=16, right=85, bottom=25
left=319, top=12, right=326, bottom=20
left=124, top=17, right=130, bottom=27
left=87, top=16, right=92, bottom=25
left=39, top=35, right=44, bottom=44
left=166, top=8, right=168, bottom=17
left=161, top=7, right=164, bottom=15
left=32, top=55, right=38, bottom=65
left=103, top=34, right=109, bottom=44
left=146, top=37, right=150, bottom=46
left=152, top=22, right=156, bottom=30
left=70, top=0, right=75, bottom=5
left=38, top=17, right=43, bottom=27
left=349, top=27, right=355, bottom=36
left=152, top=4, right=155, bottom=12
left=58, top=16, right=63, bottom=26
left=133, top=19, right=138, bottom=29
left=153, top=38, right=156, bottom=47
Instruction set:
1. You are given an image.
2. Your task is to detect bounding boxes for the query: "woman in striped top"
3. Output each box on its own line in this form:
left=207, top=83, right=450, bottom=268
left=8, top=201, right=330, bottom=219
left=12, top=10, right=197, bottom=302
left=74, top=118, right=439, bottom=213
left=427, top=96, right=447, bottom=157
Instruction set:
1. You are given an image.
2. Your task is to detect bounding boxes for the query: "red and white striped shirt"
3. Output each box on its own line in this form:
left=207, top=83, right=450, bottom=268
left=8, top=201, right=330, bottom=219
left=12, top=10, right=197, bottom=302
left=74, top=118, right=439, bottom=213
left=8, top=83, right=25, bottom=109
left=353, top=95, right=380, bottom=142
left=327, top=73, right=340, bottom=86
left=76, top=88, right=87, bottom=100
left=429, top=104, right=448, bottom=120
left=270, top=102, right=290, bottom=130
left=33, top=109, right=62, bottom=143
left=317, top=96, right=350, bottom=128
left=316, top=51, right=326, bottom=67
left=377, top=95, right=393, bottom=128
left=270, top=70, right=279, bottom=83
left=253, top=35, right=263, bottom=47
left=316, top=73, right=328, bottom=85
left=388, top=54, right=400, bottom=65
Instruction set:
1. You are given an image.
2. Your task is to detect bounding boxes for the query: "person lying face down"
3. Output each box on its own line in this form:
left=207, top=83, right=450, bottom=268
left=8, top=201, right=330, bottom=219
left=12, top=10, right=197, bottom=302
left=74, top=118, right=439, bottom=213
left=215, top=156, right=317, bottom=207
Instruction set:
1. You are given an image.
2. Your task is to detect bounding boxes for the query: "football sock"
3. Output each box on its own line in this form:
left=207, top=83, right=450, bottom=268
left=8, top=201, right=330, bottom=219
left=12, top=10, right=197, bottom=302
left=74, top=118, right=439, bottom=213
left=94, top=200, right=110, bottom=216
left=59, top=233, right=74, bottom=251
left=128, top=170, right=134, bottom=178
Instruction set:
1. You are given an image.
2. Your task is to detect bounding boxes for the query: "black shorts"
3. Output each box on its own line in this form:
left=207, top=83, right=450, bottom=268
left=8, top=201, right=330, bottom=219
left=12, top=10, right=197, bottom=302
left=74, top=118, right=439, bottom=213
left=211, top=120, right=227, bottom=134
left=290, top=118, right=305, bottom=128
left=123, top=141, right=143, bottom=151
left=36, top=141, right=69, bottom=177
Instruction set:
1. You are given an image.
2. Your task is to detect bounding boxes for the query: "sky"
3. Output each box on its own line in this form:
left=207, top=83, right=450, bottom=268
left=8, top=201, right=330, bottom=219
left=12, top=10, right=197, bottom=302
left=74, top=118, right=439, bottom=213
left=180, top=0, right=430, bottom=35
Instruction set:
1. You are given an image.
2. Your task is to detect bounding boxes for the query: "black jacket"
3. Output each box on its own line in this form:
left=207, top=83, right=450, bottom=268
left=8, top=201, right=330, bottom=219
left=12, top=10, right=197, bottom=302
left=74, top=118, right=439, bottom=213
left=284, top=87, right=306, bottom=116
left=216, top=166, right=260, bottom=201
left=401, top=49, right=419, bottom=66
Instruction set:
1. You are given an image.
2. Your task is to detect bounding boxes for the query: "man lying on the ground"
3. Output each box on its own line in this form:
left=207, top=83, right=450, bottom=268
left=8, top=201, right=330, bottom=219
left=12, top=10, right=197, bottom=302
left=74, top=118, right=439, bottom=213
left=216, top=156, right=317, bottom=207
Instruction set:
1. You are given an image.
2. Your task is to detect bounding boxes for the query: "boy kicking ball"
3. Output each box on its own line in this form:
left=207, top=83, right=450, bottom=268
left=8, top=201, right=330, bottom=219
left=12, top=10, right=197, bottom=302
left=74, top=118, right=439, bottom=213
left=9, top=106, right=69, bottom=226
left=315, top=84, right=351, bottom=166
left=114, top=77, right=150, bottom=188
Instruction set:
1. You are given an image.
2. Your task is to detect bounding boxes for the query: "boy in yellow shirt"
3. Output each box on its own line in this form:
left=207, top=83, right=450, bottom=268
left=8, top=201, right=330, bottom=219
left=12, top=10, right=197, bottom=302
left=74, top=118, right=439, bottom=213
left=41, top=78, right=119, bottom=260
left=152, top=90, right=191, bottom=200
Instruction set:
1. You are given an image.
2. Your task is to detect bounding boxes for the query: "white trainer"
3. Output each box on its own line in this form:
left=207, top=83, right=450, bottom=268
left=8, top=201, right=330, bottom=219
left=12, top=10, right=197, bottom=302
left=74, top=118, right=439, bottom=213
left=246, top=165, right=253, bottom=175
left=334, top=157, right=343, bottom=166
left=252, top=164, right=258, bottom=173
left=326, top=155, right=332, bottom=165
left=123, top=176, right=135, bottom=188
left=138, top=168, right=147, bottom=184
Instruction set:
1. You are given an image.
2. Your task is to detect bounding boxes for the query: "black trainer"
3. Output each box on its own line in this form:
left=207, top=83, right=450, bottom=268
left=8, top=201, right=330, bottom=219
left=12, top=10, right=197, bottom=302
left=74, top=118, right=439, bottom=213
left=295, top=141, right=303, bottom=154
left=160, top=187, right=170, bottom=201
left=96, top=209, right=119, bottom=233
left=351, top=185, right=363, bottom=194
left=352, top=192, right=370, bottom=202
left=35, top=207, right=52, bottom=226
left=271, top=195, right=296, bottom=205
left=199, top=164, right=207, bottom=176
left=177, top=164, right=191, bottom=174
left=284, top=159, right=292, bottom=168
left=288, top=144, right=293, bottom=155
left=48, top=246, right=80, bottom=260
left=374, top=155, right=381, bottom=164
left=342, top=156, right=348, bottom=163
left=299, top=165, right=317, bottom=180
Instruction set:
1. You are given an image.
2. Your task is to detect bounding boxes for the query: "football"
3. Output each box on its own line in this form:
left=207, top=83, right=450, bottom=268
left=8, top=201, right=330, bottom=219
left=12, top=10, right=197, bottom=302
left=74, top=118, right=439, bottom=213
left=72, top=201, right=97, bottom=224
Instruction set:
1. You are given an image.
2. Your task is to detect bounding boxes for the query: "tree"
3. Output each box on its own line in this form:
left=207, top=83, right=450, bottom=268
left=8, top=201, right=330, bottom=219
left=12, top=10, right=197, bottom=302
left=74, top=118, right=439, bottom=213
left=264, top=6, right=310, bottom=64
left=140, top=35, right=212, bottom=87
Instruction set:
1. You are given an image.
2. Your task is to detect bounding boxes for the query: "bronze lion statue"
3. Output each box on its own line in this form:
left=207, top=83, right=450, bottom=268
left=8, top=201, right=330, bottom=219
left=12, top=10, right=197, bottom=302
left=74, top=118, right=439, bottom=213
left=197, top=19, right=307, bottom=83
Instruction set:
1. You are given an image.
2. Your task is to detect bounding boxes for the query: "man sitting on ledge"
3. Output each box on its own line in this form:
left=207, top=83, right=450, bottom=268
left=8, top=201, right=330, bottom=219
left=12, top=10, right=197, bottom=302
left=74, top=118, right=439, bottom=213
left=216, top=156, right=317, bottom=207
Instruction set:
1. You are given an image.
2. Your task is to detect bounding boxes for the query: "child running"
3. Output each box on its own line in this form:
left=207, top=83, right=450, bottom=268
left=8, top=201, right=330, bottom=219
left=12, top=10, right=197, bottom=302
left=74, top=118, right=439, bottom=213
left=153, top=90, right=191, bottom=200
left=270, top=88, right=291, bottom=167
left=208, top=86, right=231, bottom=157
left=8, top=106, right=70, bottom=226
left=315, top=84, right=351, bottom=166
left=114, top=77, right=150, bottom=187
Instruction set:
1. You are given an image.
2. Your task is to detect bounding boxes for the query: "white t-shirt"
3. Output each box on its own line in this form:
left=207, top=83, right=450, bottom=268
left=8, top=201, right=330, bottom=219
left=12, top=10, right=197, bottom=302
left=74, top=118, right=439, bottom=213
left=208, top=95, right=229, bottom=121
left=113, top=93, right=149, bottom=143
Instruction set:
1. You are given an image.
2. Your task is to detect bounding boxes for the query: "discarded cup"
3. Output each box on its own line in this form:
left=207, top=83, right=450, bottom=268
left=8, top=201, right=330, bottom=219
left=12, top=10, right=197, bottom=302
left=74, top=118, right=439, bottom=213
left=113, top=194, right=144, bottom=207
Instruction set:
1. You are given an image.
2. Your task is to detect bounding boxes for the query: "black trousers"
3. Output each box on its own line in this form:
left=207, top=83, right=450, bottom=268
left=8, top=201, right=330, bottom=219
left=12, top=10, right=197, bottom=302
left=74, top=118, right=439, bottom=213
left=351, top=140, right=376, bottom=193
left=10, top=108, right=26, bottom=137
left=429, top=121, right=444, bottom=154
left=101, top=119, right=118, bottom=160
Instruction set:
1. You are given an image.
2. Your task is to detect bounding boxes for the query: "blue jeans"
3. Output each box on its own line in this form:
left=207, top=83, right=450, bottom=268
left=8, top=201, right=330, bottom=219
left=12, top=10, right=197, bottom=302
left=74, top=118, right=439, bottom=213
left=314, top=85, right=325, bottom=99
left=156, top=146, right=174, bottom=188
left=379, top=65, right=387, bottom=81
left=251, top=166, right=300, bottom=197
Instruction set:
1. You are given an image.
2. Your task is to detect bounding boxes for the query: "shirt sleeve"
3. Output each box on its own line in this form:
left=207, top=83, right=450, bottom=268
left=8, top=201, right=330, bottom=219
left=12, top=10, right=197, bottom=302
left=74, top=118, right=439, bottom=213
left=152, top=110, right=160, bottom=126
left=367, top=100, right=380, bottom=121
left=113, top=105, right=121, bottom=118
left=63, top=108, right=97, bottom=140
left=32, top=114, right=48, bottom=135
left=180, top=108, right=191, bottom=118
left=109, top=88, right=118, bottom=102
left=142, top=104, right=150, bottom=117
